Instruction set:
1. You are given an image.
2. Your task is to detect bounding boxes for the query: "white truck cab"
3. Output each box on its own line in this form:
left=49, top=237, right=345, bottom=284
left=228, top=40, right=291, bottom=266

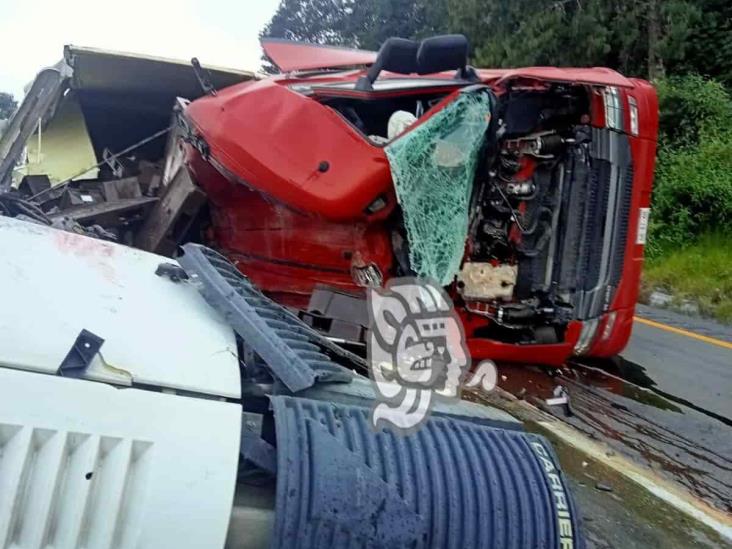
left=0, top=216, right=581, bottom=549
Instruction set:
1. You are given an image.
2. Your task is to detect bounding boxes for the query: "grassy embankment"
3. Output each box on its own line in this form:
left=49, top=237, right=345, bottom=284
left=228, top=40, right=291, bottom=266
left=643, top=76, right=732, bottom=324
left=642, top=233, right=732, bottom=323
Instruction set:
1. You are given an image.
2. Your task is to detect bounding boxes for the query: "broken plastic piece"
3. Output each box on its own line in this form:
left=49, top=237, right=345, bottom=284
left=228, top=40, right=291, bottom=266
left=240, top=413, right=278, bottom=475
left=155, top=262, right=189, bottom=282
left=58, top=329, right=104, bottom=377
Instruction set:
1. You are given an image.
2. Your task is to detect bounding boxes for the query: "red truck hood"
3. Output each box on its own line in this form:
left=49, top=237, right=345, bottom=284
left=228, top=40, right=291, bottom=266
left=262, top=39, right=377, bottom=72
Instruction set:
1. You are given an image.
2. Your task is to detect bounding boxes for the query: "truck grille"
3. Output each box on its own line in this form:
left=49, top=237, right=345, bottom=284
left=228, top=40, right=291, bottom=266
left=179, top=244, right=358, bottom=393
left=573, top=128, right=633, bottom=319
left=609, top=163, right=634, bottom=289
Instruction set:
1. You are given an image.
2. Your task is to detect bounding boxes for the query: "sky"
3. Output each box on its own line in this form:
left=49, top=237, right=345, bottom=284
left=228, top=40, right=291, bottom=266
left=0, top=0, right=281, bottom=97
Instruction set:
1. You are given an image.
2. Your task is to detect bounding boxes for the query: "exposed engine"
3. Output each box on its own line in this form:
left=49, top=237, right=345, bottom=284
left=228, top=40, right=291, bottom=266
left=320, top=82, right=634, bottom=348
left=456, top=84, right=632, bottom=345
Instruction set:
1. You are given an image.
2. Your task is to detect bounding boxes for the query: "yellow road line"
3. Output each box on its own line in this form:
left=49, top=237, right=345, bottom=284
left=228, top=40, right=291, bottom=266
left=634, top=316, right=732, bottom=350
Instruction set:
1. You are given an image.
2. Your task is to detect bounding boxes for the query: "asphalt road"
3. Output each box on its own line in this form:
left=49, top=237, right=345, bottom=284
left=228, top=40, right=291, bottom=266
left=495, top=304, right=732, bottom=515
left=568, top=305, right=732, bottom=513
left=622, top=304, right=732, bottom=421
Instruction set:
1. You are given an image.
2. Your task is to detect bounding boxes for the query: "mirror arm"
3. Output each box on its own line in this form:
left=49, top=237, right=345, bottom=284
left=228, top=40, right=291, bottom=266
left=356, top=61, right=382, bottom=91
left=455, top=65, right=479, bottom=82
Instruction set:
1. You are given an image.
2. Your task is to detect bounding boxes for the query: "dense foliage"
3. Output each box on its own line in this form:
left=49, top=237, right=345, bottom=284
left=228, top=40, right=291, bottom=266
left=260, top=0, right=730, bottom=86
left=0, top=92, right=17, bottom=121
left=649, top=75, right=732, bottom=256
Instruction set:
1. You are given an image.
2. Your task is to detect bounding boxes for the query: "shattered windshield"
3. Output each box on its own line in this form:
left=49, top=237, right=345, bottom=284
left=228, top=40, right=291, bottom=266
left=386, top=90, right=492, bottom=284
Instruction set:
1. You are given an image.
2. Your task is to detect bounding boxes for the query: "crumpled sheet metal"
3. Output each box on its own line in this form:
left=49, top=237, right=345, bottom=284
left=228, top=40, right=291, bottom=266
left=270, top=395, right=583, bottom=549
left=385, top=91, right=492, bottom=285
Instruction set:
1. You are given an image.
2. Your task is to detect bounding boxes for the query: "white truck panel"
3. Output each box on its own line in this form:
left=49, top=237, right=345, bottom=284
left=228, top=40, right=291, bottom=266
left=0, top=217, right=240, bottom=398
left=0, top=367, right=241, bottom=549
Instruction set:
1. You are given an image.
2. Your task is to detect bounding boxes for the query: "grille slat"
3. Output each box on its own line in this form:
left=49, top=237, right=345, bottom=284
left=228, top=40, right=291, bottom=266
left=49, top=433, right=102, bottom=548
left=16, top=429, right=69, bottom=549
left=571, top=128, right=634, bottom=319
left=82, top=438, right=133, bottom=549
left=0, top=425, right=33, bottom=549
left=609, top=164, right=634, bottom=288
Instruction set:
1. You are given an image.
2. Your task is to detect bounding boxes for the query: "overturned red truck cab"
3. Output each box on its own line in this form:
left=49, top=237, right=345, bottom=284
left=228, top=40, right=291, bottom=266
left=183, top=35, right=659, bottom=366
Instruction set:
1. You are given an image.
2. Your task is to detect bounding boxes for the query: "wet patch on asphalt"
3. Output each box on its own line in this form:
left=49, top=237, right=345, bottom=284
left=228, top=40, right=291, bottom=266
left=490, top=361, right=732, bottom=515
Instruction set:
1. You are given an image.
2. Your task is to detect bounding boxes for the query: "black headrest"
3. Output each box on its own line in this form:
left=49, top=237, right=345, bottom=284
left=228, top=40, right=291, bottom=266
left=356, top=34, right=472, bottom=90
left=378, top=37, right=420, bottom=75
left=417, top=35, right=469, bottom=75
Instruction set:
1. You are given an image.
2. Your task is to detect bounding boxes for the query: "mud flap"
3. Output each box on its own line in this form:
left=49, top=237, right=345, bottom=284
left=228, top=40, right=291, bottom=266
left=270, top=395, right=583, bottom=549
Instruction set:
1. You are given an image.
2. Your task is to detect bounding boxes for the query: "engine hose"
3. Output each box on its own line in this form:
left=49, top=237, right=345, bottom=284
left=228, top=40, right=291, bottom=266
left=518, top=206, right=552, bottom=236
left=517, top=220, right=552, bottom=257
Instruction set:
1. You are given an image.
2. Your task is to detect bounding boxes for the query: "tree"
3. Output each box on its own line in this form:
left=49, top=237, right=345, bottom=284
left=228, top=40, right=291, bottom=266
left=645, top=0, right=701, bottom=80
left=260, top=0, right=354, bottom=46
left=0, top=92, right=17, bottom=121
left=260, top=0, right=717, bottom=82
left=453, top=0, right=611, bottom=69
left=680, top=0, right=732, bottom=87
left=347, top=0, right=449, bottom=50
left=259, top=0, right=356, bottom=72
left=447, top=0, right=699, bottom=79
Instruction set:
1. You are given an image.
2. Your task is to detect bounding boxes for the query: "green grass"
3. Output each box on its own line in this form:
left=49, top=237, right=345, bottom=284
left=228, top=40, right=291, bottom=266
left=642, top=232, right=732, bottom=323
